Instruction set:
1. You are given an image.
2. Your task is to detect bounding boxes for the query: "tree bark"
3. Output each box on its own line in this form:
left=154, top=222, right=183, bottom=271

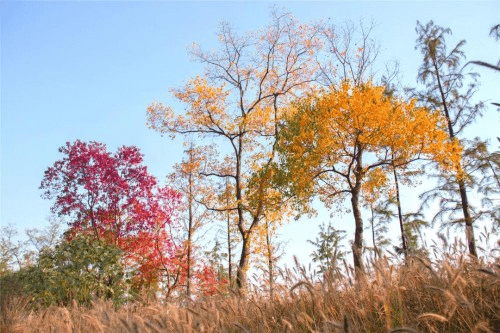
left=392, top=164, right=408, bottom=259
left=351, top=191, right=365, bottom=278
left=350, top=143, right=365, bottom=279
left=225, top=177, right=233, bottom=288
left=265, top=220, right=274, bottom=299
left=458, top=178, right=478, bottom=257
left=236, top=231, right=251, bottom=291
left=186, top=172, right=193, bottom=297
left=227, top=212, right=233, bottom=287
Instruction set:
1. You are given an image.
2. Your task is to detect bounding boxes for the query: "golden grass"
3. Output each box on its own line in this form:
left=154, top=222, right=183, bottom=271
left=2, top=255, right=499, bottom=333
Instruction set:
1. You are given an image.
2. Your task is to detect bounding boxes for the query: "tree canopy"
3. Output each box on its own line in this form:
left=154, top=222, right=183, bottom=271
left=276, top=81, right=461, bottom=275
left=40, top=140, right=182, bottom=288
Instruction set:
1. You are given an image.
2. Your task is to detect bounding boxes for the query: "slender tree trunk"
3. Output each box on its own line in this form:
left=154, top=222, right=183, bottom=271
left=226, top=178, right=233, bottom=287
left=186, top=172, right=193, bottom=297
left=458, top=179, right=477, bottom=257
left=234, top=131, right=246, bottom=290
left=392, top=163, right=408, bottom=259
left=237, top=231, right=251, bottom=291
left=227, top=212, right=232, bottom=287
left=90, top=213, right=100, bottom=239
left=87, top=199, right=99, bottom=239
left=434, top=60, right=477, bottom=258
left=265, top=220, right=274, bottom=299
left=351, top=144, right=365, bottom=279
left=351, top=191, right=365, bottom=278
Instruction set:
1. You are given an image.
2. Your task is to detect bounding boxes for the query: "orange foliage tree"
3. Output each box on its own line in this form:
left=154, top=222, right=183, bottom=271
left=276, top=81, right=462, bottom=277
left=147, top=10, right=324, bottom=290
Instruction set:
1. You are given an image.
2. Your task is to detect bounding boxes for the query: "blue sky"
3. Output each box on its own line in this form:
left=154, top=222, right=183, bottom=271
left=1, top=1, right=499, bottom=268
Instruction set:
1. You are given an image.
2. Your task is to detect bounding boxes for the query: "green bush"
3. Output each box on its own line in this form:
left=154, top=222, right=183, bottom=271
left=15, top=235, right=132, bottom=307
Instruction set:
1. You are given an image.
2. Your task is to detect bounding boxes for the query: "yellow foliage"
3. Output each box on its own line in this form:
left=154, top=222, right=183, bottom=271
left=279, top=81, right=462, bottom=204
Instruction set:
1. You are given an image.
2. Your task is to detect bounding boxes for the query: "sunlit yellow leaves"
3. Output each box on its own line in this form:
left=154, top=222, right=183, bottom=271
left=243, top=104, right=274, bottom=136
left=146, top=102, right=176, bottom=137
left=146, top=77, right=231, bottom=139
left=173, top=77, right=230, bottom=129
left=362, top=168, right=389, bottom=204
left=278, top=80, right=462, bottom=204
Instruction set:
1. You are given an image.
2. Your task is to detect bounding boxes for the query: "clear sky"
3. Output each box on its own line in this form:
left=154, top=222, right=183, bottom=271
left=1, top=1, right=499, bottom=269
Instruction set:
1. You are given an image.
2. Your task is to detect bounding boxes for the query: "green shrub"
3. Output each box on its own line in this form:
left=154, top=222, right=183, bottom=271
left=17, top=235, right=132, bottom=307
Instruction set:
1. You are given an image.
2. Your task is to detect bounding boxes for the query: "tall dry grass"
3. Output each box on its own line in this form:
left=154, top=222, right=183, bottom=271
left=2, top=255, right=499, bottom=333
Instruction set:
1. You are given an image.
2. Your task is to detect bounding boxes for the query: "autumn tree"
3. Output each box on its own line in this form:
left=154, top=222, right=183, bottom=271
left=25, top=217, right=62, bottom=256
left=0, top=225, right=27, bottom=274
left=411, top=21, right=485, bottom=257
left=277, top=81, right=461, bottom=277
left=147, top=10, right=324, bottom=290
left=171, top=144, right=200, bottom=296
left=320, top=21, right=417, bottom=260
left=0, top=218, right=61, bottom=274
left=40, top=140, right=182, bottom=288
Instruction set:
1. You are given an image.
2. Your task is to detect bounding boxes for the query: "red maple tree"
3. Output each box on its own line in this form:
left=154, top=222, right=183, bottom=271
left=40, top=140, right=182, bottom=287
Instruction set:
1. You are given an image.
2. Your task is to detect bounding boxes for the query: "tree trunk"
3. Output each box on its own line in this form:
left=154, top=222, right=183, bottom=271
left=186, top=172, right=193, bottom=297
left=227, top=212, right=233, bottom=287
left=351, top=189, right=365, bottom=279
left=265, top=220, right=274, bottom=299
left=458, top=178, right=478, bottom=257
left=351, top=143, right=365, bottom=279
left=392, top=164, right=408, bottom=260
left=226, top=178, right=233, bottom=287
left=236, top=232, right=251, bottom=291
left=235, top=133, right=247, bottom=291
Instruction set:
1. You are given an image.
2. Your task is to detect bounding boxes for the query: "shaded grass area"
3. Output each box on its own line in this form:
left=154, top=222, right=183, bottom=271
left=2, top=255, right=499, bottom=333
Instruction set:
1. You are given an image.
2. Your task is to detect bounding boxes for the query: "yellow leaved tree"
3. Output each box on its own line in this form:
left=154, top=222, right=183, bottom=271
left=277, top=81, right=462, bottom=278
left=147, top=10, right=323, bottom=290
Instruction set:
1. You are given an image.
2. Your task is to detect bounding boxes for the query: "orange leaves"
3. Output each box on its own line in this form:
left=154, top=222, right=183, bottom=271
left=279, top=81, right=462, bottom=203
left=321, top=82, right=459, bottom=171
left=362, top=167, right=389, bottom=204
left=146, top=77, right=231, bottom=139
left=173, top=77, right=231, bottom=131
left=315, top=82, right=394, bottom=146
left=243, top=104, right=274, bottom=135
left=173, top=77, right=228, bottom=114
left=146, top=102, right=176, bottom=137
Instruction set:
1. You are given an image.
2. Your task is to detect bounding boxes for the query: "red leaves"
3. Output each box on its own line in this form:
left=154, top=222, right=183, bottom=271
left=41, top=140, right=225, bottom=296
left=40, top=140, right=182, bottom=287
left=195, top=266, right=228, bottom=296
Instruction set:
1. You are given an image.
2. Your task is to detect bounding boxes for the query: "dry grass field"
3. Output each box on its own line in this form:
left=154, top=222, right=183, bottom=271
left=0, top=253, right=500, bottom=333
left=2, top=255, right=499, bottom=333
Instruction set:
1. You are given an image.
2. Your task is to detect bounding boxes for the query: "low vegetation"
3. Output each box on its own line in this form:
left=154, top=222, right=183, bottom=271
left=2, top=252, right=499, bottom=333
